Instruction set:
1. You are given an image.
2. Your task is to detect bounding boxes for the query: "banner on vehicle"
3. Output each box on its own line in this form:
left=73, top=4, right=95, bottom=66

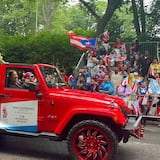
left=0, top=100, right=38, bottom=132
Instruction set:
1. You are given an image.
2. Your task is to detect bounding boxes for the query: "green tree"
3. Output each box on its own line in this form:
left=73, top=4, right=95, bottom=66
left=131, top=0, right=150, bottom=40
left=148, top=0, right=160, bottom=38
left=109, top=3, right=136, bottom=41
left=0, top=0, right=36, bottom=35
left=0, top=0, right=68, bottom=34
left=79, top=0, right=123, bottom=36
left=64, top=5, right=94, bottom=31
left=41, top=0, right=60, bottom=30
left=1, top=31, right=81, bottom=72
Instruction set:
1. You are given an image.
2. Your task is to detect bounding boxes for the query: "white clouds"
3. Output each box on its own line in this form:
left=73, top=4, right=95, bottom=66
left=144, top=0, right=153, bottom=6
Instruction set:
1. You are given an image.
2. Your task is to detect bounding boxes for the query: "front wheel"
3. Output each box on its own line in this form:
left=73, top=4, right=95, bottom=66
left=67, top=120, right=118, bottom=160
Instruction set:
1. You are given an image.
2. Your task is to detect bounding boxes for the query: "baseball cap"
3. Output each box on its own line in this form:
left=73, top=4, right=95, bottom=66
left=24, top=72, right=34, bottom=78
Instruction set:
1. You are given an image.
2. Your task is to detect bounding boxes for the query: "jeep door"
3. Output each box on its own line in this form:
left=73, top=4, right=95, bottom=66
left=0, top=65, right=40, bottom=133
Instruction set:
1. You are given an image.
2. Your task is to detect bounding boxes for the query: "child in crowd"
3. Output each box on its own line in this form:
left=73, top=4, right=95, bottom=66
left=87, top=77, right=99, bottom=92
left=76, top=73, right=86, bottom=90
left=70, top=69, right=84, bottom=89
left=137, top=80, right=151, bottom=125
left=83, top=67, right=91, bottom=85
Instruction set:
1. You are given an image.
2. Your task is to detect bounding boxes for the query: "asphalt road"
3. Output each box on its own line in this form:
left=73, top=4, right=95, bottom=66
left=0, top=122, right=159, bottom=160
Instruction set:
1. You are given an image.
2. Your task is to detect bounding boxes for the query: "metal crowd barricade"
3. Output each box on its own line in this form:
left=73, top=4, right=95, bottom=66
left=148, top=94, right=160, bottom=116
left=127, top=94, right=160, bottom=121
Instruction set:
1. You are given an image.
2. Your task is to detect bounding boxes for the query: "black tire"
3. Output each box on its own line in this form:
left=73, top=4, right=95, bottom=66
left=67, top=120, right=118, bottom=160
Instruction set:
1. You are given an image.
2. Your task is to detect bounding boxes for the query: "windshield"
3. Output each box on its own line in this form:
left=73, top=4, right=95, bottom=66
left=40, top=66, right=65, bottom=88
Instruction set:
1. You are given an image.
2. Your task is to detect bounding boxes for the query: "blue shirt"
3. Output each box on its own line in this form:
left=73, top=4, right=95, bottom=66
left=99, top=81, right=114, bottom=95
left=138, top=87, right=148, bottom=96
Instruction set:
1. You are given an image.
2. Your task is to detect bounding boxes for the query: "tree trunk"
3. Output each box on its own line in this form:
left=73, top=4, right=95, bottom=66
left=131, top=0, right=141, bottom=38
left=139, top=0, right=146, bottom=33
left=79, top=0, right=123, bottom=37
left=96, top=0, right=123, bottom=36
left=42, top=0, right=59, bottom=29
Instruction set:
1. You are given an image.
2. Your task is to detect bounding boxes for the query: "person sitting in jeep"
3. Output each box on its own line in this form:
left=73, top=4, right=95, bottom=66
left=7, top=70, right=23, bottom=89
left=22, top=72, right=35, bottom=89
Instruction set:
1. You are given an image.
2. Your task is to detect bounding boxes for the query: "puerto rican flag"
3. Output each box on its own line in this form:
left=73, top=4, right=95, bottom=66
left=132, top=79, right=139, bottom=93
left=104, top=55, right=111, bottom=66
left=67, top=31, right=97, bottom=50
left=103, top=31, right=110, bottom=42
left=121, top=76, right=130, bottom=86
left=68, top=74, right=74, bottom=82
left=118, top=55, right=127, bottom=62
left=132, top=99, right=141, bottom=115
left=120, top=43, right=127, bottom=53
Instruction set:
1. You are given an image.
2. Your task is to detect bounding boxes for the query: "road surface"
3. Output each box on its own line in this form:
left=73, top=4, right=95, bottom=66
left=0, top=122, right=159, bottom=160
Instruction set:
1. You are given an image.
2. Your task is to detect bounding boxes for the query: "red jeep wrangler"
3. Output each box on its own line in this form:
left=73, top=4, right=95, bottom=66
left=0, top=63, right=143, bottom=160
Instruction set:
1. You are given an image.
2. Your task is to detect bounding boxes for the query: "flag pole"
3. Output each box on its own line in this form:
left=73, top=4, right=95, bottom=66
left=75, top=52, right=86, bottom=71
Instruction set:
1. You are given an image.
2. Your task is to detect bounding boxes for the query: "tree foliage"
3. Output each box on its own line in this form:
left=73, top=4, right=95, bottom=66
left=41, top=0, right=60, bottom=30
left=131, top=0, right=159, bottom=40
left=0, top=0, right=159, bottom=72
left=79, top=0, right=123, bottom=36
left=1, top=31, right=81, bottom=72
left=0, top=0, right=68, bottom=34
left=148, top=0, right=160, bottom=38
left=0, top=0, right=36, bottom=35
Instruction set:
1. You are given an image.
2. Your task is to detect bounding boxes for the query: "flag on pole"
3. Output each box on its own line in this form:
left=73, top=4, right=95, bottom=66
left=103, top=31, right=110, bottom=42
left=132, top=79, right=138, bottom=93
left=132, top=100, right=141, bottom=115
left=121, top=76, right=130, bottom=86
left=120, top=43, right=127, bottom=53
left=118, top=55, right=127, bottom=62
left=67, top=31, right=97, bottom=50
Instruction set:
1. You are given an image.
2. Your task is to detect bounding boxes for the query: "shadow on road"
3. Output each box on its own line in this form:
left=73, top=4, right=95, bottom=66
left=0, top=124, right=159, bottom=160
left=0, top=135, right=70, bottom=160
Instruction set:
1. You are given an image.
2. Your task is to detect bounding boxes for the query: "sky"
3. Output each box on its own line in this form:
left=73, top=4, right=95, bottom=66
left=144, top=0, right=154, bottom=11
left=67, top=0, right=154, bottom=13
left=144, top=0, right=153, bottom=6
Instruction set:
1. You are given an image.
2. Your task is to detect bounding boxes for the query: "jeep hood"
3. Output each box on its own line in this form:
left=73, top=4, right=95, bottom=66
left=48, top=88, right=128, bottom=110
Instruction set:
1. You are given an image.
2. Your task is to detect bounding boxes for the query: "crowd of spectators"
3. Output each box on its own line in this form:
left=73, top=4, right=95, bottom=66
left=62, top=38, right=159, bottom=94
left=60, top=37, right=160, bottom=121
